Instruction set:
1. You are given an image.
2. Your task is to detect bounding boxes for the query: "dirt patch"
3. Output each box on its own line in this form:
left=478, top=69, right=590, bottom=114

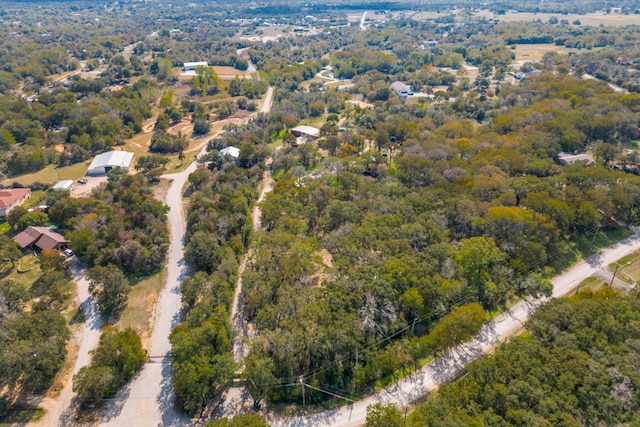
left=54, top=144, right=64, bottom=153
left=167, top=120, right=193, bottom=136
left=212, top=66, right=248, bottom=78
left=69, top=176, right=107, bottom=198
left=320, top=248, right=333, bottom=268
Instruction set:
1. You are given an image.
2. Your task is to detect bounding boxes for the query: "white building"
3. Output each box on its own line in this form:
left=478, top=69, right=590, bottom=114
left=184, top=61, right=208, bottom=71
left=87, top=151, right=134, bottom=175
left=220, top=146, right=240, bottom=158
left=391, top=81, right=412, bottom=98
left=291, top=125, right=320, bottom=138
left=52, top=180, right=74, bottom=191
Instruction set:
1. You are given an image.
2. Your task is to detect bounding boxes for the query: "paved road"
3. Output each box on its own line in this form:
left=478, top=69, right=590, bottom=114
left=269, top=233, right=640, bottom=427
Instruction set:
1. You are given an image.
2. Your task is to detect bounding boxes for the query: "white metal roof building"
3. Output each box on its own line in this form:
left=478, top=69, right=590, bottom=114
left=52, top=180, right=74, bottom=191
left=391, top=81, right=411, bottom=98
left=87, top=151, right=134, bottom=175
left=220, top=146, right=240, bottom=158
left=291, top=125, right=320, bottom=138
left=184, top=61, right=208, bottom=71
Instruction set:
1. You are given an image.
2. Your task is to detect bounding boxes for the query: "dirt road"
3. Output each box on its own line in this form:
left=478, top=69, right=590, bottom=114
left=101, top=87, right=273, bottom=425
left=269, top=233, right=640, bottom=427
left=34, top=260, right=103, bottom=426
left=100, top=163, right=196, bottom=427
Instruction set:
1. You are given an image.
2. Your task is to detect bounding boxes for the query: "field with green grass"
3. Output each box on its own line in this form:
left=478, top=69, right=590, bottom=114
left=1, top=163, right=88, bottom=187
left=115, top=269, right=167, bottom=347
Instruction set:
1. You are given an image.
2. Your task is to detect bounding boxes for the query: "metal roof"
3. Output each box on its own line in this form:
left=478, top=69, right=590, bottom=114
left=87, top=151, right=134, bottom=172
left=220, top=146, right=240, bottom=158
left=53, top=180, right=74, bottom=190
left=291, top=125, right=320, bottom=137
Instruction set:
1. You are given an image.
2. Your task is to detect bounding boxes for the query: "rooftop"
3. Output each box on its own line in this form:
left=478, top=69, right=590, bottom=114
left=0, top=188, right=31, bottom=209
left=88, top=150, right=134, bottom=171
left=13, top=226, right=69, bottom=251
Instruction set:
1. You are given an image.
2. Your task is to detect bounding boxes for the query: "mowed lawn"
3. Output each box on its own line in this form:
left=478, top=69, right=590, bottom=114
left=1, top=162, right=88, bottom=187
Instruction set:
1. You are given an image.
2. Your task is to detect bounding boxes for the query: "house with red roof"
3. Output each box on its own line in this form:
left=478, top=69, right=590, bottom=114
left=0, top=188, right=31, bottom=219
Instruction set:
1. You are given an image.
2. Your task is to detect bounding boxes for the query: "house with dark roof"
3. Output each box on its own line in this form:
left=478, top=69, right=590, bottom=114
left=0, top=188, right=31, bottom=218
left=13, top=226, right=69, bottom=251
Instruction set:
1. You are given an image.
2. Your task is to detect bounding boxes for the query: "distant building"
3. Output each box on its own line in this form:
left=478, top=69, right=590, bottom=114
left=13, top=226, right=69, bottom=251
left=558, top=152, right=595, bottom=166
left=291, top=125, right=320, bottom=139
left=391, top=81, right=412, bottom=98
left=0, top=188, right=31, bottom=218
left=87, top=151, right=134, bottom=175
left=184, top=61, right=208, bottom=71
left=220, top=146, right=240, bottom=158
left=52, top=180, right=74, bottom=191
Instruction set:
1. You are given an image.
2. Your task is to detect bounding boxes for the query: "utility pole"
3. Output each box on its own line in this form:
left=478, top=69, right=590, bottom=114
left=299, top=375, right=305, bottom=407
left=610, top=262, right=622, bottom=287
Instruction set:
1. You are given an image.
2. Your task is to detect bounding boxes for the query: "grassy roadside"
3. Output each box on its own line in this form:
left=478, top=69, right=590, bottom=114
left=115, top=269, right=167, bottom=349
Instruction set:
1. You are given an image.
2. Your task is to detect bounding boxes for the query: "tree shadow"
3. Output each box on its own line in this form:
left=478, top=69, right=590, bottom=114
left=158, top=360, right=190, bottom=427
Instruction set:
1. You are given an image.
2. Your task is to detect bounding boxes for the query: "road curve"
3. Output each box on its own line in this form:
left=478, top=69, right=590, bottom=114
left=269, top=232, right=640, bottom=427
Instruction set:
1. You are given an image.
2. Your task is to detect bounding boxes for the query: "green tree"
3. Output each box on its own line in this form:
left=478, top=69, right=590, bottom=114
left=205, top=414, right=269, bottom=427
left=6, top=206, right=27, bottom=230
left=366, top=403, right=404, bottom=427
left=193, top=118, right=211, bottom=136
left=16, top=211, right=49, bottom=231
left=244, top=355, right=278, bottom=407
left=455, top=237, right=506, bottom=306
left=87, top=264, right=130, bottom=317
left=0, top=235, right=21, bottom=268
left=73, top=365, right=117, bottom=402
left=422, top=303, right=485, bottom=355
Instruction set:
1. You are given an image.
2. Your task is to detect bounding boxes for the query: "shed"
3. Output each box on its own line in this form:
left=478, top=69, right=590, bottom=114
left=391, top=81, right=411, bottom=98
left=87, top=151, right=134, bottom=175
left=558, top=152, right=595, bottom=166
left=184, top=61, right=208, bottom=71
left=291, top=125, right=320, bottom=139
left=220, top=146, right=240, bottom=158
left=53, top=180, right=74, bottom=191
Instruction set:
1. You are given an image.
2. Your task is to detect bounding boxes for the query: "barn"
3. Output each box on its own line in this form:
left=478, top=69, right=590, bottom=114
left=87, top=151, right=134, bottom=176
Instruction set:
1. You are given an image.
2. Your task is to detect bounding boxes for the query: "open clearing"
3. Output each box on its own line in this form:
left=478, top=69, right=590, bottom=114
left=1, top=162, right=88, bottom=187
left=407, top=10, right=639, bottom=27
left=511, top=44, right=573, bottom=62
left=483, top=11, right=640, bottom=27
left=608, top=249, right=640, bottom=284
left=115, top=269, right=167, bottom=348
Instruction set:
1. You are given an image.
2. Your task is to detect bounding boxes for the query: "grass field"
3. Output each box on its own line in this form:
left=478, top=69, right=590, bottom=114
left=407, top=9, right=639, bottom=27
left=511, top=44, right=573, bottom=62
left=607, top=250, right=640, bottom=284
left=482, top=11, right=640, bottom=27
left=0, top=222, right=9, bottom=234
left=3, top=254, right=41, bottom=288
left=1, top=162, right=88, bottom=187
left=115, top=269, right=167, bottom=348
